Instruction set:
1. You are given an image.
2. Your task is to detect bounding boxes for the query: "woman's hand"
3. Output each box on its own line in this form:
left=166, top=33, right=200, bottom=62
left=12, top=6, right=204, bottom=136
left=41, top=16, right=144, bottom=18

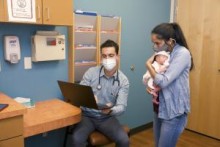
left=146, top=86, right=153, bottom=94
left=145, top=54, right=157, bottom=78
left=146, top=54, right=155, bottom=69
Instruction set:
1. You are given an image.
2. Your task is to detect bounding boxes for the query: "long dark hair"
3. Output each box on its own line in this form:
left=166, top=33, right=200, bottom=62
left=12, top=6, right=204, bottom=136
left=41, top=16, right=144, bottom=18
left=152, top=23, right=194, bottom=70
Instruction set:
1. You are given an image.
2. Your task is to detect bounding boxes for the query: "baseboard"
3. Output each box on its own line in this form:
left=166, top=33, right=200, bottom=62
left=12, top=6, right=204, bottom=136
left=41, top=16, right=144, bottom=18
left=130, top=122, right=153, bottom=136
left=186, top=128, right=220, bottom=141
left=129, top=123, right=220, bottom=141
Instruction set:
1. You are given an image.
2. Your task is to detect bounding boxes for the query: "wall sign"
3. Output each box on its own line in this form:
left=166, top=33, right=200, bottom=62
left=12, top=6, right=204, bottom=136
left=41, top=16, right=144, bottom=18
left=7, top=0, right=36, bottom=22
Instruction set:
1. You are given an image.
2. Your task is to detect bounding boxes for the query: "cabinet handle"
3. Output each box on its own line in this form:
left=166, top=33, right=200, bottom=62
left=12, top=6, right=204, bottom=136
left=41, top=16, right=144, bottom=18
left=46, top=8, right=50, bottom=20
left=37, top=5, right=41, bottom=20
left=218, top=69, right=220, bottom=72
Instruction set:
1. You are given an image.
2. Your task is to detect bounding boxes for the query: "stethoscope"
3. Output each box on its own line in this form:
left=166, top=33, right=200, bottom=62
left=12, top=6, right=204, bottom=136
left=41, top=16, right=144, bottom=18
left=97, top=66, right=120, bottom=90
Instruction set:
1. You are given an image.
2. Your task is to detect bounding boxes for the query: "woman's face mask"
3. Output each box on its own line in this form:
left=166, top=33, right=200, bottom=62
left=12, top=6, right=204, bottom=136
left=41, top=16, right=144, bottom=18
left=151, top=34, right=176, bottom=52
left=153, top=43, right=169, bottom=52
left=102, top=58, right=117, bottom=71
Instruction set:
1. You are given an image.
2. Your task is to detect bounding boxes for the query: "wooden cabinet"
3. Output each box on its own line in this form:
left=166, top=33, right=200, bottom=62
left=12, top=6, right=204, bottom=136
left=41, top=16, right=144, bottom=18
left=73, top=14, right=99, bottom=82
left=0, top=136, right=23, bottom=147
left=0, top=93, right=26, bottom=147
left=176, top=0, right=220, bottom=139
left=68, top=13, right=121, bottom=82
left=41, top=0, right=73, bottom=25
left=0, top=116, right=24, bottom=147
left=0, top=0, right=6, bottom=22
left=0, top=0, right=73, bottom=26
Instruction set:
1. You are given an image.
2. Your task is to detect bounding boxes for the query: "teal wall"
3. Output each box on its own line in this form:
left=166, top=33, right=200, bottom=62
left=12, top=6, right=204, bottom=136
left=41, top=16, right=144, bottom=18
left=0, top=0, right=170, bottom=147
left=0, top=24, right=68, bottom=100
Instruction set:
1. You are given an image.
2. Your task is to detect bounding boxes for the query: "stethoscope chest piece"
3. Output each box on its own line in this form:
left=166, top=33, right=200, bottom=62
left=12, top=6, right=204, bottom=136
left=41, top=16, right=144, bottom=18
left=97, top=84, right=102, bottom=90
left=97, top=66, right=120, bottom=90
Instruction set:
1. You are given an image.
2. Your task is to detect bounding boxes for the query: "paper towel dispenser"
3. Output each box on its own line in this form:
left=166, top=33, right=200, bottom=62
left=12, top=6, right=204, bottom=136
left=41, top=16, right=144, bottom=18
left=31, top=31, right=66, bottom=62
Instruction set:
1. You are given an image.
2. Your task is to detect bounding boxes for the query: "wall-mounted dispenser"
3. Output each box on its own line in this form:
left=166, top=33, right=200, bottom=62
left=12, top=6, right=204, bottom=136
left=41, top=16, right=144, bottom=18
left=4, top=36, right=21, bottom=64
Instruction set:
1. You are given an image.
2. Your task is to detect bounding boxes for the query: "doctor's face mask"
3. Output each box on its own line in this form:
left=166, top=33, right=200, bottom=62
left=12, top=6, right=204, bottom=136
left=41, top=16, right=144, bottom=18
left=101, top=47, right=118, bottom=71
left=102, top=58, right=116, bottom=71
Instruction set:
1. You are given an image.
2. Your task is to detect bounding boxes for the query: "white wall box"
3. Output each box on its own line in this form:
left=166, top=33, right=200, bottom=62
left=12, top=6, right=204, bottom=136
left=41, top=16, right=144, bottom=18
left=31, top=34, right=65, bottom=62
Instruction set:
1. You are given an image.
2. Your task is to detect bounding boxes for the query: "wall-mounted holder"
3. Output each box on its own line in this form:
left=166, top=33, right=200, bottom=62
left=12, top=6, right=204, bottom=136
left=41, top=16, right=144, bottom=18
left=4, top=36, right=21, bottom=64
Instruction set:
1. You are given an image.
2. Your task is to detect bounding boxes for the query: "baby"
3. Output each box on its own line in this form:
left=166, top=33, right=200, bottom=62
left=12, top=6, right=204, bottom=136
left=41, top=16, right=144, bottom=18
left=143, top=51, right=170, bottom=104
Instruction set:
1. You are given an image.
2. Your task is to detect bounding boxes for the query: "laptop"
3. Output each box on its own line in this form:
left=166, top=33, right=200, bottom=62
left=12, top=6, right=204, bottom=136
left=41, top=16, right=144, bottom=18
left=0, top=103, right=9, bottom=112
left=57, top=80, right=99, bottom=109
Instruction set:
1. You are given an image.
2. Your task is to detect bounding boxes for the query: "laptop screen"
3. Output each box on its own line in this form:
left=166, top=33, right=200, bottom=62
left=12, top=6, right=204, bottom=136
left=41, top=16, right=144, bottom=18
left=58, top=80, right=99, bottom=109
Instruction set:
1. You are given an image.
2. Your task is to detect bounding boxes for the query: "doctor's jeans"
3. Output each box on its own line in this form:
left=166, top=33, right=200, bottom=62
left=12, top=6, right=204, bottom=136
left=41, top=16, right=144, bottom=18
left=71, top=116, right=129, bottom=147
left=153, top=112, right=187, bottom=147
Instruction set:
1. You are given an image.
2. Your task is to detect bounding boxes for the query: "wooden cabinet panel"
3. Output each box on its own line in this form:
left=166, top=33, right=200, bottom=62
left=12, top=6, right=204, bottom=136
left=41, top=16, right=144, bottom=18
left=0, top=116, right=23, bottom=140
left=42, top=0, right=73, bottom=26
left=176, top=0, right=220, bottom=139
left=0, top=136, right=24, bottom=147
left=0, top=0, right=6, bottom=22
left=0, top=115, right=23, bottom=141
left=0, top=0, right=73, bottom=25
left=0, top=0, right=4, bottom=21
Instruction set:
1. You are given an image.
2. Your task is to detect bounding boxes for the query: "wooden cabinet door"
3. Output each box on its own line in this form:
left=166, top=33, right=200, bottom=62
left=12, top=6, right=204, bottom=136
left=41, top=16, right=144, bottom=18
left=0, top=0, right=6, bottom=22
left=42, top=0, right=73, bottom=26
left=0, top=116, right=23, bottom=140
left=0, top=0, right=4, bottom=21
left=176, top=0, right=220, bottom=139
left=0, top=136, right=24, bottom=147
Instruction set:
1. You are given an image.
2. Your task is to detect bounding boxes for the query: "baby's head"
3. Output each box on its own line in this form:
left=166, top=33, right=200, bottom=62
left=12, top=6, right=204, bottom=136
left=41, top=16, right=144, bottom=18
left=154, top=51, right=169, bottom=64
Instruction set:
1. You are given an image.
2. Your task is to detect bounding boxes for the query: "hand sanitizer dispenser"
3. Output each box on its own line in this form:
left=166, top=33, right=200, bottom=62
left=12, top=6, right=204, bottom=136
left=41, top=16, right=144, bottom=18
left=4, top=36, right=21, bottom=64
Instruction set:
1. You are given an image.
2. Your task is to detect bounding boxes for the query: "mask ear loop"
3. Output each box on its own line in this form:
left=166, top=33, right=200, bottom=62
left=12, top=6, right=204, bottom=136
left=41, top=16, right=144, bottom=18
left=171, top=38, right=176, bottom=45
left=166, top=38, right=176, bottom=53
left=171, top=39, right=176, bottom=52
left=166, top=38, right=176, bottom=46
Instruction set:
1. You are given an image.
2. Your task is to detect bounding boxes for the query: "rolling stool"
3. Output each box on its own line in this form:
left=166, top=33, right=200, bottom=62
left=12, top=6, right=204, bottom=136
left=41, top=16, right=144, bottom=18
left=87, top=125, right=130, bottom=147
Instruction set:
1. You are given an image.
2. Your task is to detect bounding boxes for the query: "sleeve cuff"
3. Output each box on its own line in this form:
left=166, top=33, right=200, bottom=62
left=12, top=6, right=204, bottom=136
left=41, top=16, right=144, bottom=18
left=154, top=74, right=162, bottom=86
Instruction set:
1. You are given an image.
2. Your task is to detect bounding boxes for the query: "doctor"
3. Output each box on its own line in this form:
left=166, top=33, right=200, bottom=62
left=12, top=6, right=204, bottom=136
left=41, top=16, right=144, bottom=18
left=71, top=40, right=130, bottom=147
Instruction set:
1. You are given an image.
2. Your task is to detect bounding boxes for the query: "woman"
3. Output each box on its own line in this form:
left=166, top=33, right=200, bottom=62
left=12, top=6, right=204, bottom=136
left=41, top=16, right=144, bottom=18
left=146, top=23, right=193, bottom=147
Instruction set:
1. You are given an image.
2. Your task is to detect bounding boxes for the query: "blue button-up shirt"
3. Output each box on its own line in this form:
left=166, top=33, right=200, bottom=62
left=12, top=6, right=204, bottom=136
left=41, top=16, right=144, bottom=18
left=154, top=44, right=191, bottom=120
left=80, top=66, right=129, bottom=119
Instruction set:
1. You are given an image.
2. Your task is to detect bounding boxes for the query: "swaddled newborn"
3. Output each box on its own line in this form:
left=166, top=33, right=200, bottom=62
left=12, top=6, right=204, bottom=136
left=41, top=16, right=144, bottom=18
left=143, top=51, right=170, bottom=104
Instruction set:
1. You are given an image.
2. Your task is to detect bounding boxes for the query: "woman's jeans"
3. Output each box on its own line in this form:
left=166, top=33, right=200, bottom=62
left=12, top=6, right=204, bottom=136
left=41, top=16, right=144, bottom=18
left=153, top=113, right=187, bottom=147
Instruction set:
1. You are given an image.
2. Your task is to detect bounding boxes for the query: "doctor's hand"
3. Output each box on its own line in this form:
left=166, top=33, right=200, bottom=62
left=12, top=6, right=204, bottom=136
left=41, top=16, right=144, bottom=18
left=94, top=95, right=98, bottom=103
left=101, top=108, right=112, bottom=115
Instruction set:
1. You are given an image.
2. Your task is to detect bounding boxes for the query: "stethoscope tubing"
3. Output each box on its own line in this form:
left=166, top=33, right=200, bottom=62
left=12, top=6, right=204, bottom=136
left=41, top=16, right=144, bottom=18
left=97, top=66, right=120, bottom=90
